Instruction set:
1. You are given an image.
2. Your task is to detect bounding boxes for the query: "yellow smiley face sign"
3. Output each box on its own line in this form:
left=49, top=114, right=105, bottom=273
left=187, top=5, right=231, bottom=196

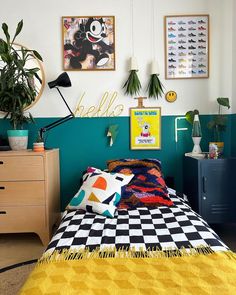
left=165, top=91, right=177, bottom=103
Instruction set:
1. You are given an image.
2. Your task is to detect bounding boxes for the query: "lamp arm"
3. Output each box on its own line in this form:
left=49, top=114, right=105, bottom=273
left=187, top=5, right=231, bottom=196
left=56, top=87, right=74, bottom=116
left=40, top=114, right=74, bottom=139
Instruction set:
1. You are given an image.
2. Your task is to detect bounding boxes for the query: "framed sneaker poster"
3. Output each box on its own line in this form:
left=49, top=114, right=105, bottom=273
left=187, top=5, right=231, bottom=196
left=164, top=15, right=209, bottom=79
left=130, top=108, right=161, bottom=150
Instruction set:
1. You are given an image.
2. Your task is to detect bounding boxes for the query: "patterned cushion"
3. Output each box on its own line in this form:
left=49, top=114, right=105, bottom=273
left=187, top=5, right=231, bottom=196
left=107, top=159, right=173, bottom=209
left=67, top=167, right=134, bottom=217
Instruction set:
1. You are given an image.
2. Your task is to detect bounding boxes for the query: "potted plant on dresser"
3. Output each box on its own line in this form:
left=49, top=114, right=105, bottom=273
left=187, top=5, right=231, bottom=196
left=207, top=97, right=230, bottom=155
left=0, top=20, right=43, bottom=150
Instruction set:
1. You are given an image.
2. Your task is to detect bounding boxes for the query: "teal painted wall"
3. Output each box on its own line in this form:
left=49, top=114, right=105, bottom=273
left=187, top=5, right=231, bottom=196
left=231, top=114, right=236, bottom=156
left=0, top=115, right=232, bottom=209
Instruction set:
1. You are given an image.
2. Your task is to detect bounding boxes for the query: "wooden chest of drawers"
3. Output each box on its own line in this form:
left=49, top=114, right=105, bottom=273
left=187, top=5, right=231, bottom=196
left=0, top=149, right=60, bottom=246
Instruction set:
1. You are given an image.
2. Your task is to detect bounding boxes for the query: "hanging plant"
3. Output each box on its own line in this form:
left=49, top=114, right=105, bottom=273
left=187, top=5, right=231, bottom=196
left=123, top=69, right=142, bottom=96
left=147, top=61, right=164, bottom=99
left=147, top=73, right=164, bottom=99
left=123, top=57, right=141, bottom=96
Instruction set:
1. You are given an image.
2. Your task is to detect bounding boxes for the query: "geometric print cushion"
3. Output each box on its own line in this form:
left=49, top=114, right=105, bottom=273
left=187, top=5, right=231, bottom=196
left=67, top=167, right=134, bottom=217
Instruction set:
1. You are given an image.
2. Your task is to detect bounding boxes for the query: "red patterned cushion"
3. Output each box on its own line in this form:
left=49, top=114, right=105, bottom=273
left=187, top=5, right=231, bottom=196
left=107, top=159, right=173, bottom=209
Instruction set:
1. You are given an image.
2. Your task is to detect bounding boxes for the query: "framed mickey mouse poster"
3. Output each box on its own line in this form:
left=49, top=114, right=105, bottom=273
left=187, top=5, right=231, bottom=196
left=62, top=16, right=115, bottom=71
left=130, top=108, right=161, bottom=150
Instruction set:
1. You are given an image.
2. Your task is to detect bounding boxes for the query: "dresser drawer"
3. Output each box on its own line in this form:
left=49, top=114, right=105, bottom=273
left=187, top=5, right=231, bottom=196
left=0, top=156, right=44, bottom=180
left=0, top=206, right=46, bottom=233
left=0, top=181, right=45, bottom=206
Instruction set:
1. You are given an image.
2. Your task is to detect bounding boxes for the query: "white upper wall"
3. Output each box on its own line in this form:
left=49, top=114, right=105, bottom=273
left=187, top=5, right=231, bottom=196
left=0, top=0, right=235, bottom=117
left=232, top=0, right=236, bottom=113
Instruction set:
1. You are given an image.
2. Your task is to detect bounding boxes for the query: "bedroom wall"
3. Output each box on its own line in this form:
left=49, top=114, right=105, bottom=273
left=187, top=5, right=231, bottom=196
left=232, top=115, right=236, bottom=156
left=0, top=115, right=231, bottom=209
left=0, top=0, right=234, bottom=117
left=0, top=0, right=235, bottom=209
left=231, top=0, right=236, bottom=156
left=232, top=0, right=236, bottom=114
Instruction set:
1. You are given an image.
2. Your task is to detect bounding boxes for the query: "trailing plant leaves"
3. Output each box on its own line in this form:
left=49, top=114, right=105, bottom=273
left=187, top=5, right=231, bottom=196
left=0, top=53, right=9, bottom=63
left=214, top=114, right=227, bottom=127
left=2, top=23, right=10, bottom=44
left=217, top=97, right=230, bottom=109
left=207, top=120, right=216, bottom=129
left=147, top=74, right=164, bottom=99
left=27, top=67, right=40, bottom=73
left=34, top=72, right=42, bottom=84
left=0, top=39, right=8, bottom=54
left=33, top=50, right=43, bottom=61
left=185, top=109, right=199, bottom=125
left=29, top=112, right=35, bottom=123
left=123, top=70, right=141, bottom=96
left=13, top=20, right=23, bottom=41
left=207, top=97, right=230, bottom=141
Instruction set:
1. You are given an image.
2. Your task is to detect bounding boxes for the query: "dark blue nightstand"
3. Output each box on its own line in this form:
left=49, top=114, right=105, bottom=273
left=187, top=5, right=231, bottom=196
left=183, top=156, right=236, bottom=223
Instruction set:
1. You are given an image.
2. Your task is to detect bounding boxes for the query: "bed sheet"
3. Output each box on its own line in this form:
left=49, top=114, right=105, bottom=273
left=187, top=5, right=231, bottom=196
left=46, top=188, right=228, bottom=254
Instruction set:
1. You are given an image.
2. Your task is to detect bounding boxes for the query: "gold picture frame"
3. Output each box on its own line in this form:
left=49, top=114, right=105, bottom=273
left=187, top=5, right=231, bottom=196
left=62, top=16, right=115, bottom=71
left=164, top=14, right=209, bottom=79
left=130, top=107, right=161, bottom=150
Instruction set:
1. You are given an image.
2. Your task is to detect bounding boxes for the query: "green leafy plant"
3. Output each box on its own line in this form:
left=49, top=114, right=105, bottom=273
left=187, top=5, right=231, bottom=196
left=185, top=109, right=199, bottom=125
left=0, top=20, right=43, bottom=129
left=185, top=109, right=202, bottom=137
left=147, top=74, right=164, bottom=99
left=123, top=70, right=142, bottom=96
left=207, top=97, right=230, bottom=142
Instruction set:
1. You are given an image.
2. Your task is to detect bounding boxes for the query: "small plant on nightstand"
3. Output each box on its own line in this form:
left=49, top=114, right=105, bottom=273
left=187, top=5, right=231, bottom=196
left=33, top=132, right=45, bottom=152
left=207, top=97, right=230, bottom=154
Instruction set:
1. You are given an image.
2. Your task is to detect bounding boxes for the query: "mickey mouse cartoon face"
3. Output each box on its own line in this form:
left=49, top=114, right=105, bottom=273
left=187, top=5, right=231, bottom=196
left=85, top=18, right=106, bottom=43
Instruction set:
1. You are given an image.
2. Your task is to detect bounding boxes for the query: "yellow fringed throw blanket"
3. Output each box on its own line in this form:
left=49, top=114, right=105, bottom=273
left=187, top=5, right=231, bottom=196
left=20, top=248, right=236, bottom=295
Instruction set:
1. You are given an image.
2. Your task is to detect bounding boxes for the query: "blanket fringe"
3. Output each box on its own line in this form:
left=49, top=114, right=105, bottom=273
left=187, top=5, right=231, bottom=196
left=37, top=246, right=236, bottom=265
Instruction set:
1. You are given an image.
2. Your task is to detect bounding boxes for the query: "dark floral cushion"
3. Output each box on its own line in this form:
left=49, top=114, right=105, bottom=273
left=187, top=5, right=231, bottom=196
left=107, top=159, right=173, bottom=209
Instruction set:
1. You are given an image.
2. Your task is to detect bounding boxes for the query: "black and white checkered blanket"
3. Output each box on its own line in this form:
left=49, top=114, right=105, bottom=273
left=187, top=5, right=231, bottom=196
left=46, top=188, right=228, bottom=254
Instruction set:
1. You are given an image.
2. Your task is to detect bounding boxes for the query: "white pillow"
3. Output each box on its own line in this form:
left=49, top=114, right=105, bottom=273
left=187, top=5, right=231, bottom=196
left=67, top=167, right=134, bottom=217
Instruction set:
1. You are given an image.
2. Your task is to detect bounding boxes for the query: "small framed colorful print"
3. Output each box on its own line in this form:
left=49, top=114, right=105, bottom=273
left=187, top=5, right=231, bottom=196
left=62, top=16, right=115, bottom=71
left=130, top=108, right=161, bottom=150
left=164, top=15, right=209, bottom=79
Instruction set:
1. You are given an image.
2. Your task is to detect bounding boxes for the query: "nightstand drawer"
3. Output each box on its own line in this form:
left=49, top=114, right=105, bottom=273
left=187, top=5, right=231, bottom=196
left=0, top=156, right=44, bottom=180
left=0, top=206, right=46, bottom=232
left=0, top=181, right=45, bottom=206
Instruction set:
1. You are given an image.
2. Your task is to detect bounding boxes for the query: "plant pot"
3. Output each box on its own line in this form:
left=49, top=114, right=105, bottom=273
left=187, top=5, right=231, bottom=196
left=33, top=142, right=45, bottom=152
left=7, top=130, right=28, bottom=151
left=209, top=141, right=224, bottom=155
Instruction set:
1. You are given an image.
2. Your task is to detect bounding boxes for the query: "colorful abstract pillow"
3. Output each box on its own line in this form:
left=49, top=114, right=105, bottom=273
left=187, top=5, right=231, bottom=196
left=67, top=167, right=134, bottom=217
left=107, top=159, right=173, bottom=209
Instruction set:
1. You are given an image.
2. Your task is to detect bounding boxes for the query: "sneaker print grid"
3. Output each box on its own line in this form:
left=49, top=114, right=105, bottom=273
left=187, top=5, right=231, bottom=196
left=166, top=15, right=208, bottom=78
left=46, top=190, right=228, bottom=254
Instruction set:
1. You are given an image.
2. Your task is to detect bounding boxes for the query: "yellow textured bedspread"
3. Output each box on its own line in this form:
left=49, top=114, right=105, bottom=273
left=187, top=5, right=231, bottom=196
left=20, top=250, right=236, bottom=295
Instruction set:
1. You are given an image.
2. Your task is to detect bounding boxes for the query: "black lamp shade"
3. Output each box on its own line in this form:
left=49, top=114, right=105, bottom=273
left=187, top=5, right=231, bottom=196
left=48, top=72, right=72, bottom=89
left=40, top=72, right=74, bottom=142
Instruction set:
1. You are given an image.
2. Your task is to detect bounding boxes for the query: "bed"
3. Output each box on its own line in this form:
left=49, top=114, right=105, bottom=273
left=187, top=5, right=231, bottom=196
left=20, top=159, right=236, bottom=295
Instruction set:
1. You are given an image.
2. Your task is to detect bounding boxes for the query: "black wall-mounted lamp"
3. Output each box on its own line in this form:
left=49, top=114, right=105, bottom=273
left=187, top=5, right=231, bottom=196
left=40, top=72, right=74, bottom=141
